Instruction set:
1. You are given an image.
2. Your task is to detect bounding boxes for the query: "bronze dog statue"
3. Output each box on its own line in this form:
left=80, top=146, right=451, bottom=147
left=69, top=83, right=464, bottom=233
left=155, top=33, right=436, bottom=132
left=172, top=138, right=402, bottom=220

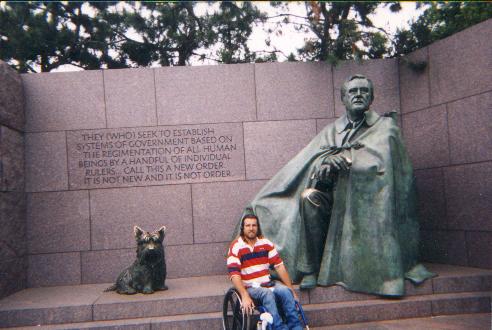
left=105, top=226, right=167, bottom=294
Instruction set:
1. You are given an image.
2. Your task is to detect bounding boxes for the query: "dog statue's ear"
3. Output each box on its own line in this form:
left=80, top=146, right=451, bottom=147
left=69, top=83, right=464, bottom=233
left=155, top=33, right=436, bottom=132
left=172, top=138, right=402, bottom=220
left=134, top=225, right=144, bottom=239
left=156, top=226, right=166, bottom=241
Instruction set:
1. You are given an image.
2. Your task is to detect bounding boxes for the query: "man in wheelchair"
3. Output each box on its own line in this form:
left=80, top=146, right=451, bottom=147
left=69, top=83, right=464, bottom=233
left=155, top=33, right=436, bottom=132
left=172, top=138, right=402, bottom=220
left=227, top=214, right=303, bottom=330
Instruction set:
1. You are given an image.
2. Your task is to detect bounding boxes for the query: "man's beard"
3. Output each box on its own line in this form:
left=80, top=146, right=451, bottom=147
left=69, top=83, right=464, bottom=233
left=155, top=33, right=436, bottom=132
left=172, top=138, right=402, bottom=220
left=245, top=231, right=257, bottom=239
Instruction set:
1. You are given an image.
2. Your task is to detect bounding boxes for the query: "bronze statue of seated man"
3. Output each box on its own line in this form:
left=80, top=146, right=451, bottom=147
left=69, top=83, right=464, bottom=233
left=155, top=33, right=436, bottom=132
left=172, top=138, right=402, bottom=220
left=239, top=74, right=434, bottom=297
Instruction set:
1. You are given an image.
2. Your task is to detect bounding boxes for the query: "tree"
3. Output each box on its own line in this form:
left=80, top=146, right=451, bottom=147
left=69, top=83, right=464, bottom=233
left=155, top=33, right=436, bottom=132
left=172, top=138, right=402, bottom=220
left=265, top=2, right=401, bottom=63
left=0, top=2, right=131, bottom=72
left=2, top=1, right=491, bottom=73
left=0, top=1, right=267, bottom=72
left=393, top=2, right=492, bottom=56
left=207, top=1, right=267, bottom=64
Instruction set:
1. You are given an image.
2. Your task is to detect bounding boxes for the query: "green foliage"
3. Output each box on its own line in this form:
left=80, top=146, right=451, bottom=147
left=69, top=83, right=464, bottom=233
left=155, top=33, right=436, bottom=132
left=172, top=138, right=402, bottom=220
left=0, top=1, right=266, bottom=72
left=208, top=2, right=266, bottom=64
left=393, top=1, right=492, bottom=56
left=1, top=1, right=490, bottom=72
left=291, top=2, right=395, bottom=63
left=0, top=2, right=124, bottom=72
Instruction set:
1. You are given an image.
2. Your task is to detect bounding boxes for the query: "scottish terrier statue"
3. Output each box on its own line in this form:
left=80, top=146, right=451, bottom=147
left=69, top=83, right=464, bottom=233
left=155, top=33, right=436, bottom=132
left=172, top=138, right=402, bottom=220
left=105, top=225, right=168, bottom=294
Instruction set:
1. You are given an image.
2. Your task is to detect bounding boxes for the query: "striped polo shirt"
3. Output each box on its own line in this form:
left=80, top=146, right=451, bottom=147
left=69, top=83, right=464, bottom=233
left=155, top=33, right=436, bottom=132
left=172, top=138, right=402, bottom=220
left=227, top=236, right=283, bottom=287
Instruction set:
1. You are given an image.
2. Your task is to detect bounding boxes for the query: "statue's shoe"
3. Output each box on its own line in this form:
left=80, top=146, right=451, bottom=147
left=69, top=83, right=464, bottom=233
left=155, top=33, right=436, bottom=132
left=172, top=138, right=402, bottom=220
left=300, top=273, right=317, bottom=290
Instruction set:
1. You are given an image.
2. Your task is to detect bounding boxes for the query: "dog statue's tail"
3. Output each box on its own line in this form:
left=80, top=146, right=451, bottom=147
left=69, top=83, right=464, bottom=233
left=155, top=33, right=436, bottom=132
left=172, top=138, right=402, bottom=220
left=104, top=284, right=117, bottom=292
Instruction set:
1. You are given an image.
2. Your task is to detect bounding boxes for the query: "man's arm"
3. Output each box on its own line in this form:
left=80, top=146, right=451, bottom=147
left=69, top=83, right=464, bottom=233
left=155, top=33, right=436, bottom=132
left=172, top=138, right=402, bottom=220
left=275, top=264, right=300, bottom=301
left=230, top=275, right=255, bottom=315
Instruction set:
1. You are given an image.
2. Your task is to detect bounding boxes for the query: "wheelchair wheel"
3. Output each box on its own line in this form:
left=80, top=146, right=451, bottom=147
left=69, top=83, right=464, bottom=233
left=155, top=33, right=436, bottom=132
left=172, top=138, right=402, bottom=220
left=222, top=288, right=254, bottom=330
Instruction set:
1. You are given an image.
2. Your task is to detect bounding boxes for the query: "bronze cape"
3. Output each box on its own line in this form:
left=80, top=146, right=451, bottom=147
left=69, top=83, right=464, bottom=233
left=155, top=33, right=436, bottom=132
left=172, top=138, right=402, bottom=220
left=240, top=110, right=434, bottom=296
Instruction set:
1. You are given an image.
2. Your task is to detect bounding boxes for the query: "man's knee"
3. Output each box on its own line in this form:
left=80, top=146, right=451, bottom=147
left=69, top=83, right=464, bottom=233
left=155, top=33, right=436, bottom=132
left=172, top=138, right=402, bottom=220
left=273, top=284, right=294, bottom=301
left=257, top=287, right=275, bottom=302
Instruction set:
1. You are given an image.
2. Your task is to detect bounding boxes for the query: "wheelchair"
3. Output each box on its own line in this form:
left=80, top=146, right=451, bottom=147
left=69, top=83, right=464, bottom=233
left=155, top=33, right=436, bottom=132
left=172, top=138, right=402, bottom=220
left=222, top=287, right=309, bottom=330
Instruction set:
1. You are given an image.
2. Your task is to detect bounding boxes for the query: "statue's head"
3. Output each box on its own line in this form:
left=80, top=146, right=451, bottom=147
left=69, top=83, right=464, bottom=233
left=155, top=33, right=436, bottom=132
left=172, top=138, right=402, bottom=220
left=341, top=74, right=374, bottom=119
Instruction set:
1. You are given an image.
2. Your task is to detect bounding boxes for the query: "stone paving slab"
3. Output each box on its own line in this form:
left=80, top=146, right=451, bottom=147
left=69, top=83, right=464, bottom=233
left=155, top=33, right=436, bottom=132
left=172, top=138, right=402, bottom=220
left=0, top=264, right=491, bottom=327
left=304, top=291, right=491, bottom=328
left=5, top=294, right=490, bottom=330
left=0, top=284, right=107, bottom=327
left=311, top=313, right=491, bottom=330
left=3, top=292, right=491, bottom=329
left=6, top=312, right=222, bottom=329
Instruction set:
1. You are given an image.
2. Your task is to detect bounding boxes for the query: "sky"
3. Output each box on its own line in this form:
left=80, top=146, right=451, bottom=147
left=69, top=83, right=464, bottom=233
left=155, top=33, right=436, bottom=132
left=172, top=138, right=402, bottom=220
left=244, top=2, right=424, bottom=61
left=53, top=1, right=425, bottom=71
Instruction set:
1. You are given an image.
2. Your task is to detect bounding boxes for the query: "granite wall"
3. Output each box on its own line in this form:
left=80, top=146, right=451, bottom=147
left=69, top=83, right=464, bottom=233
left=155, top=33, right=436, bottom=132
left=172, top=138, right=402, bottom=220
left=0, top=61, right=26, bottom=298
left=17, top=18, right=491, bottom=288
left=20, top=58, right=400, bottom=287
left=400, top=19, right=492, bottom=269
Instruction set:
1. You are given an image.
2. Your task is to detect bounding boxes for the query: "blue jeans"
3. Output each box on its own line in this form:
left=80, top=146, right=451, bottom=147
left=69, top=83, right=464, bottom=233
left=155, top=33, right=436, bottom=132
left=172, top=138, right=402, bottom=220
left=247, top=282, right=303, bottom=330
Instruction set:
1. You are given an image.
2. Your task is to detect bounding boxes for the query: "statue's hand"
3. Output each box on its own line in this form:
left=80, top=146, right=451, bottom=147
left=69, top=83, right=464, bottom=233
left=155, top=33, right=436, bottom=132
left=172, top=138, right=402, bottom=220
left=317, top=164, right=331, bottom=182
left=321, top=155, right=351, bottom=172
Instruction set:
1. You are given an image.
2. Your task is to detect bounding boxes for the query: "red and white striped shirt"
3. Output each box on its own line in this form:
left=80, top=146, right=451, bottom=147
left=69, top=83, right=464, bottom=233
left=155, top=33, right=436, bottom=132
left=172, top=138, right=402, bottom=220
left=227, top=236, right=283, bottom=287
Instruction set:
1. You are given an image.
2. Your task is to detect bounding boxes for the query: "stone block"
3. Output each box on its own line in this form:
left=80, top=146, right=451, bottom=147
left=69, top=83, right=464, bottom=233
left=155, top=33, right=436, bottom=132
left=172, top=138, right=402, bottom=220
left=0, top=191, right=26, bottom=260
left=414, top=168, right=447, bottom=229
left=84, top=247, right=228, bottom=285
left=28, top=252, right=81, bottom=287
left=444, top=162, right=492, bottom=231
left=307, top=299, right=431, bottom=327
left=155, top=64, right=256, bottom=125
left=316, top=118, right=336, bottom=134
left=402, top=105, right=449, bottom=169
left=0, top=126, right=24, bottom=191
left=255, top=62, right=334, bottom=121
left=25, top=131, right=68, bottom=192
left=67, top=123, right=245, bottom=189
left=192, top=180, right=267, bottom=243
left=429, top=19, right=492, bottom=105
left=90, top=185, right=193, bottom=250
left=152, top=315, right=222, bottom=330
left=0, top=257, right=27, bottom=299
left=38, top=319, right=152, bottom=330
left=430, top=292, right=491, bottom=316
left=22, top=70, right=106, bottom=132
left=27, top=191, right=90, bottom=254
left=466, top=231, right=492, bottom=269
left=0, top=283, right=102, bottom=327
left=308, top=285, right=376, bottom=304
left=420, top=230, right=468, bottom=266
left=333, top=59, right=399, bottom=117
left=0, top=61, right=24, bottom=131
left=244, top=120, right=317, bottom=180
left=405, top=279, right=434, bottom=296
left=104, top=68, right=157, bottom=128
left=94, top=275, right=228, bottom=320
left=433, top=270, right=492, bottom=294
left=166, top=242, right=229, bottom=278
left=95, top=295, right=211, bottom=321
left=399, top=47, right=430, bottom=113
left=448, top=92, right=492, bottom=164
left=81, top=248, right=135, bottom=284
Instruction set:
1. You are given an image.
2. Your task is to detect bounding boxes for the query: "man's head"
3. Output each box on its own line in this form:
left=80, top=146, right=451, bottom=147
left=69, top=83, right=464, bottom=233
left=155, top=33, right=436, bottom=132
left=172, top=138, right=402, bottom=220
left=341, top=74, right=374, bottom=120
left=240, top=214, right=263, bottom=241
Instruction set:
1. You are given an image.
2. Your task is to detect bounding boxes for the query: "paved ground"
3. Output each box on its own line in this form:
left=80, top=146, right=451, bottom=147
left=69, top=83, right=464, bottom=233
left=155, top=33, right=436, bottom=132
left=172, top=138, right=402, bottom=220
left=311, top=313, right=491, bottom=329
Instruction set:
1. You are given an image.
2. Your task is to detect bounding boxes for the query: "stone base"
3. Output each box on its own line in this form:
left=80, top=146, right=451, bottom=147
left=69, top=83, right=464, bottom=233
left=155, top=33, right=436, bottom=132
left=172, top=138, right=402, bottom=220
left=0, top=263, right=490, bottom=329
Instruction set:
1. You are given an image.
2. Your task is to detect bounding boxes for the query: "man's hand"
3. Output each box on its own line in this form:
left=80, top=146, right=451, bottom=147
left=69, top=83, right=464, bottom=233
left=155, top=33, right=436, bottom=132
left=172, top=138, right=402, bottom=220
left=291, top=288, right=300, bottom=302
left=275, top=264, right=300, bottom=302
left=231, top=275, right=255, bottom=315
left=321, top=155, right=352, bottom=172
left=240, top=294, right=255, bottom=315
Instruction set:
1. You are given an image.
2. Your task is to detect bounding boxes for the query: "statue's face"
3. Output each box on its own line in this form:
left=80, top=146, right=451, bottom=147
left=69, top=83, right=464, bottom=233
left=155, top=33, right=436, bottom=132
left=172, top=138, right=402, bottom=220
left=342, top=78, right=373, bottom=117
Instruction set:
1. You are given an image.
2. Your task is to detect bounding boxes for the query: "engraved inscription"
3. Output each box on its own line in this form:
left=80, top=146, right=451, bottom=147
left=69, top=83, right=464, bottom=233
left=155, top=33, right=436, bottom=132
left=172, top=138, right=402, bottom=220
left=67, top=123, right=245, bottom=189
